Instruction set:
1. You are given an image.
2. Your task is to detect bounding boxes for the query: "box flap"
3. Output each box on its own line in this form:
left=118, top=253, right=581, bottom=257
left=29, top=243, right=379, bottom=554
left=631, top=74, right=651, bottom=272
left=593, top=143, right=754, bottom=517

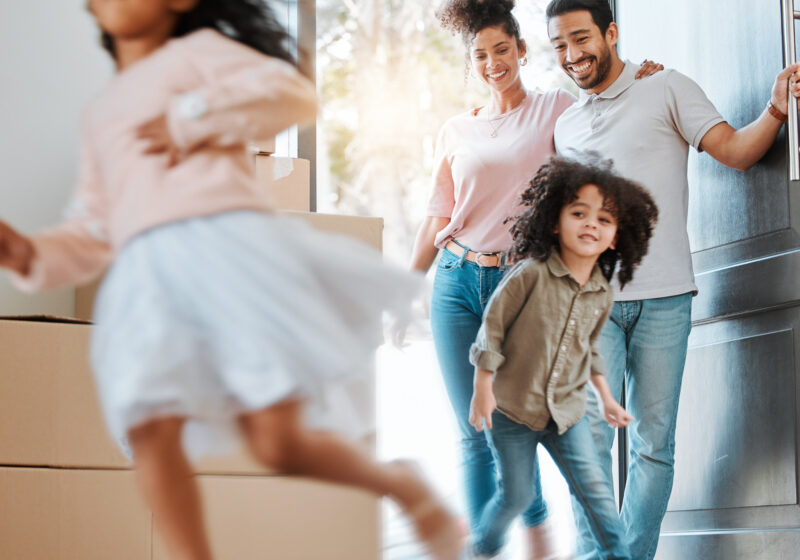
left=0, top=315, right=91, bottom=325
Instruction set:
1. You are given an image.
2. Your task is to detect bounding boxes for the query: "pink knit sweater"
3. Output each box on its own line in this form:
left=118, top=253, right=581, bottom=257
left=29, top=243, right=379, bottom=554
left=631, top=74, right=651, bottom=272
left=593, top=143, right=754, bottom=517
left=16, top=29, right=316, bottom=292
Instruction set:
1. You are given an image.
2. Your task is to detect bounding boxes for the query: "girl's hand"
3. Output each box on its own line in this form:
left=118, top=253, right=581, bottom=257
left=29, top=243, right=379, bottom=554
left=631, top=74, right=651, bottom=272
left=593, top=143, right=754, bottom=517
left=601, top=398, right=633, bottom=429
left=0, top=222, right=35, bottom=276
left=137, top=115, right=180, bottom=166
left=469, top=385, right=497, bottom=432
left=635, top=59, right=664, bottom=79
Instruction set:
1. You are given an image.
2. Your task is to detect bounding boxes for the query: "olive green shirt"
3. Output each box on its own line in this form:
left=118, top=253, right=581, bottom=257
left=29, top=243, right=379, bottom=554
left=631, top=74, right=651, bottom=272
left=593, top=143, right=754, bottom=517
left=469, top=253, right=613, bottom=434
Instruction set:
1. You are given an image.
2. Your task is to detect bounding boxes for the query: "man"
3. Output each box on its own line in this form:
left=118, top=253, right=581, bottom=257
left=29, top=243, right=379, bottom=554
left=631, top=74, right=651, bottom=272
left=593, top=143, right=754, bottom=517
left=545, top=0, right=800, bottom=558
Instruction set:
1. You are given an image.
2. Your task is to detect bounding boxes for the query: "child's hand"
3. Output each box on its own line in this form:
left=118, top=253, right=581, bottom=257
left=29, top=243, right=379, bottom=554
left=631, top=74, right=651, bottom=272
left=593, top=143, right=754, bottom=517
left=469, top=385, right=497, bottom=432
left=601, top=398, right=633, bottom=429
left=0, top=222, right=35, bottom=276
left=137, top=115, right=180, bottom=166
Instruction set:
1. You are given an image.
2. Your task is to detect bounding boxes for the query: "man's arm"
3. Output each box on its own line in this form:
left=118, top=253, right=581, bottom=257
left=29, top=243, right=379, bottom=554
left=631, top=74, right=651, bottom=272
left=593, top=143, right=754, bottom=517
left=700, top=63, right=800, bottom=171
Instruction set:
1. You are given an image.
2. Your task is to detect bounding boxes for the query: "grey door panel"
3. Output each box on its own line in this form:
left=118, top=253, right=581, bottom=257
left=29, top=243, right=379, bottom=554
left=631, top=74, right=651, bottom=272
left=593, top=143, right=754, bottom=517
left=616, top=0, right=800, bottom=557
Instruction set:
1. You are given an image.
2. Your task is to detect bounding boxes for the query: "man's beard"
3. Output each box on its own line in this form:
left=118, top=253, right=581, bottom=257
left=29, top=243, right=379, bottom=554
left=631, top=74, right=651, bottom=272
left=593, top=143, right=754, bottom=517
left=567, top=45, right=612, bottom=90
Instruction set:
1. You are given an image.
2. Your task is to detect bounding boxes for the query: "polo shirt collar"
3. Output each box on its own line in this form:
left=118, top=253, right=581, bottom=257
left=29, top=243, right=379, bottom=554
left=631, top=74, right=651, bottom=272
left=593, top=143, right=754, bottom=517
left=575, top=59, right=637, bottom=107
left=545, top=251, right=608, bottom=292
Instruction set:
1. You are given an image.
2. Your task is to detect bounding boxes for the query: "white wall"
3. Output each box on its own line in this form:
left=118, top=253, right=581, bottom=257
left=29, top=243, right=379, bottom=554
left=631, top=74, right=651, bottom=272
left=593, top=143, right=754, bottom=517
left=0, top=2, right=112, bottom=315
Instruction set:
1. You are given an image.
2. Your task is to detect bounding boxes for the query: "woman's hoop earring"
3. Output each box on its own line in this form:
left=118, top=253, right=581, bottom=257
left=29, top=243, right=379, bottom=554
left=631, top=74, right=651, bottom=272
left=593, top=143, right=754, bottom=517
left=521, top=56, right=528, bottom=66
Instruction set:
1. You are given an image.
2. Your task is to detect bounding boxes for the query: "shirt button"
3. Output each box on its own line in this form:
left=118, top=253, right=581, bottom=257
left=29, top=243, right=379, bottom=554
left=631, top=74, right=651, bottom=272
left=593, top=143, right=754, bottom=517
left=553, top=371, right=560, bottom=378
left=560, top=345, right=567, bottom=352
left=594, top=309, right=600, bottom=315
left=569, top=319, right=576, bottom=326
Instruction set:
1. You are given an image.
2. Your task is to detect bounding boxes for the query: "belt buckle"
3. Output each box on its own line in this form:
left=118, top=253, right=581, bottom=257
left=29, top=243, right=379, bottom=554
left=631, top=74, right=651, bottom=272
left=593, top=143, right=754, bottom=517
left=476, top=252, right=501, bottom=268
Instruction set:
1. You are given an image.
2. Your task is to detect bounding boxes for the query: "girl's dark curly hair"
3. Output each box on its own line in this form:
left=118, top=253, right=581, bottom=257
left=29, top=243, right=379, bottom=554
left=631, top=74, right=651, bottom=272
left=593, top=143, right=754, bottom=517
left=508, top=155, right=658, bottom=289
left=98, top=0, right=295, bottom=67
left=436, top=0, right=522, bottom=47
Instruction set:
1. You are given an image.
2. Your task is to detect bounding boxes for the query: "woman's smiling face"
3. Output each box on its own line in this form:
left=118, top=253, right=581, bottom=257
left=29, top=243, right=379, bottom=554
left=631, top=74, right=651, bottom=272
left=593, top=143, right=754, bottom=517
left=469, top=25, right=526, bottom=94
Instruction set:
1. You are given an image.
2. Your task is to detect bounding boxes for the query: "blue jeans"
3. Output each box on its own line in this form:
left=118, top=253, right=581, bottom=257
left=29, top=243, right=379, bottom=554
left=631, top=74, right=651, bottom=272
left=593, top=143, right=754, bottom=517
left=430, top=247, right=547, bottom=531
left=475, top=413, right=631, bottom=559
left=573, top=293, right=692, bottom=560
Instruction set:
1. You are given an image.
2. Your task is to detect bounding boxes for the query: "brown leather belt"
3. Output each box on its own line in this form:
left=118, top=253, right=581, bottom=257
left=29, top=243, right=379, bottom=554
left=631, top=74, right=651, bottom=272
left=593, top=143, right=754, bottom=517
left=445, top=240, right=505, bottom=268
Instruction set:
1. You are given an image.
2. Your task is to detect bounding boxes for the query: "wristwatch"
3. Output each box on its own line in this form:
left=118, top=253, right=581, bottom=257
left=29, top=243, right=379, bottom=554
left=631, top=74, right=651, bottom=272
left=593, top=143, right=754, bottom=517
left=767, top=100, right=788, bottom=123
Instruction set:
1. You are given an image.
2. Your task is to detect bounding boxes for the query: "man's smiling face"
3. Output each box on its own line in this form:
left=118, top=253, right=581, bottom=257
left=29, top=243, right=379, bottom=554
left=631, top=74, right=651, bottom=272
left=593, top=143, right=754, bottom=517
left=548, top=10, right=618, bottom=94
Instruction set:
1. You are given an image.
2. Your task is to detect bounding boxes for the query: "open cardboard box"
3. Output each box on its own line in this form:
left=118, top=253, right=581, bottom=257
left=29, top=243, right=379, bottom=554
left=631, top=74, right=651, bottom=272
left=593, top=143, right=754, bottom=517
left=247, top=136, right=276, bottom=156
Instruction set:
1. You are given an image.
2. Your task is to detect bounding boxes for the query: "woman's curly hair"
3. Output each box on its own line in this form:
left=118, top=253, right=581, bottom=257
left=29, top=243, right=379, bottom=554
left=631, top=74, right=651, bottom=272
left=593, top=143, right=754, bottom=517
left=508, top=155, right=658, bottom=289
left=436, top=0, right=522, bottom=47
left=97, top=0, right=296, bottom=69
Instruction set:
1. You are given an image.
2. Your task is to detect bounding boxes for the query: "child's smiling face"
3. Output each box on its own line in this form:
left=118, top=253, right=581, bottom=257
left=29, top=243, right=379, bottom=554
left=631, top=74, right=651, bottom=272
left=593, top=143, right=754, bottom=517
left=555, top=183, right=618, bottom=262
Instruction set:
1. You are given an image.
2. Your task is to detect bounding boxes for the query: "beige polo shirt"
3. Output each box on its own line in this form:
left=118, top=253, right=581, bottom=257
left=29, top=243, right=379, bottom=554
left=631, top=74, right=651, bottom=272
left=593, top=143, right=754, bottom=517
left=469, top=253, right=613, bottom=434
left=554, top=61, right=725, bottom=301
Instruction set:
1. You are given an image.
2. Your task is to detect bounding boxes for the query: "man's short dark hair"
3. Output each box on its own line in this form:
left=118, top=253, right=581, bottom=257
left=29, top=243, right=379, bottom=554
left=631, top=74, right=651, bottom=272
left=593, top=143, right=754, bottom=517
left=545, top=0, right=614, bottom=35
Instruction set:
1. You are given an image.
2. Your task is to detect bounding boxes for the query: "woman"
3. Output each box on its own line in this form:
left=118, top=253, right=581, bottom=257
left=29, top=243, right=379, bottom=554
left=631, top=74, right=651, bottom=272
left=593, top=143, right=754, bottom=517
left=409, top=1, right=660, bottom=557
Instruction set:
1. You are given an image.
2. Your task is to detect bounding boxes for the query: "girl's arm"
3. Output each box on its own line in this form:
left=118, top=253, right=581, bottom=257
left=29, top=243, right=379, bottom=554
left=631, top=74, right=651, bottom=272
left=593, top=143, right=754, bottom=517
left=469, top=367, right=497, bottom=432
left=165, top=31, right=317, bottom=154
left=590, top=375, right=633, bottom=428
left=0, top=222, right=35, bottom=276
left=8, top=119, right=112, bottom=292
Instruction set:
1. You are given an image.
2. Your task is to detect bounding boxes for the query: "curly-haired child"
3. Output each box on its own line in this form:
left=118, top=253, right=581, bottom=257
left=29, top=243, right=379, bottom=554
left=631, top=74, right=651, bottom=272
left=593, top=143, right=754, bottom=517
left=465, top=155, right=658, bottom=559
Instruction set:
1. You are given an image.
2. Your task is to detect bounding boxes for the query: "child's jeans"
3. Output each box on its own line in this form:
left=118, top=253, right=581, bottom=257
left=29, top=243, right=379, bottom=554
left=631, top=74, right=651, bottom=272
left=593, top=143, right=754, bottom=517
left=474, top=412, right=631, bottom=560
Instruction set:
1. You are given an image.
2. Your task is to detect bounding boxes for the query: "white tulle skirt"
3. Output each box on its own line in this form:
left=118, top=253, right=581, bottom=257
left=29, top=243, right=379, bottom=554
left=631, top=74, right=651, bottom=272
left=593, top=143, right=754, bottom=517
left=89, top=210, right=421, bottom=459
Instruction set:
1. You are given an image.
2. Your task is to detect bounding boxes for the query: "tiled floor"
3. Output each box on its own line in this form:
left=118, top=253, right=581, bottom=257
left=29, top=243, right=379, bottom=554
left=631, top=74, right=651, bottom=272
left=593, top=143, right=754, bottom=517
left=376, top=342, right=577, bottom=559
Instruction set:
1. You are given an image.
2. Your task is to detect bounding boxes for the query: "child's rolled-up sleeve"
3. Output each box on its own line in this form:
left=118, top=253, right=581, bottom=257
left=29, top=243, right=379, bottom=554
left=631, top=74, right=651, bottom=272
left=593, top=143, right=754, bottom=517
left=469, top=265, right=532, bottom=371
left=588, top=292, right=614, bottom=376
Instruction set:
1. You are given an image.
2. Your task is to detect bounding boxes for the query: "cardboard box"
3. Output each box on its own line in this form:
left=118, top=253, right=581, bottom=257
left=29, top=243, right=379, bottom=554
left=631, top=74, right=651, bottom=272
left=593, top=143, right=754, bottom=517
left=254, top=155, right=310, bottom=211
left=248, top=137, right=276, bottom=155
left=254, top=155, right=311, bottom=211
left=0, top=467, right=380, bottom=560
left=0, top=316, right=371, bottom=474
left=283, top=210, right=384, bottom=252
left=0, top=318, right=129, bottom=469
left=0, top=467, right=151, bottom=560
left=154, top=476, right=381, bottom=560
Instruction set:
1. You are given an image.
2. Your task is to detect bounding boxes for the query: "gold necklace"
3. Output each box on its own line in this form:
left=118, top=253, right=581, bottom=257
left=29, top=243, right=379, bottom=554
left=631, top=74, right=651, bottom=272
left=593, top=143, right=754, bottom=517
left=486, top=109, right=511, bottom=138
left=485, top=92, right=527, bottom=137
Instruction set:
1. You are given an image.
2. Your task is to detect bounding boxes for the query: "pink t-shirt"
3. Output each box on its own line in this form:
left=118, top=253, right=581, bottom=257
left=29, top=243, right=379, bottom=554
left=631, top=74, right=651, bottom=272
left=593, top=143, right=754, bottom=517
left=16, top=29, right=316, bottom=292
left=427, top=89, right=576, bottom=253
